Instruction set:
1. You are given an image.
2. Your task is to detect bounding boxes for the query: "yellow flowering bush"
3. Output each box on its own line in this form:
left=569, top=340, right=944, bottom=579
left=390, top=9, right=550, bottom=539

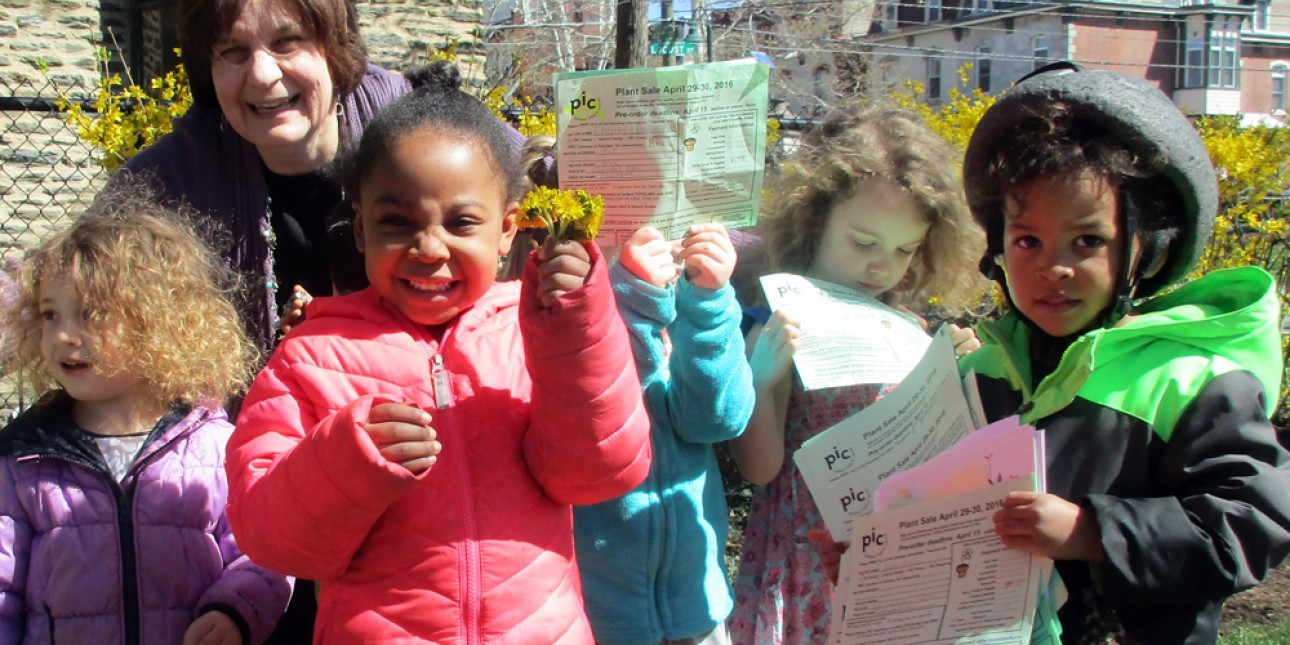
left=1194, top=116, right=1290, bottom=416
left=891, top=64, right=996, bottom=153
left=482, top=87, right=556, bottom=137
left=427, top=38, right=461, bottom=63
left=767, top=117, right=781, bottom=146
left=427, top=39, right=556, bottom=137
left=518, top=185, right=604, bottom=242
left=46, top=48, right=192, bottom=172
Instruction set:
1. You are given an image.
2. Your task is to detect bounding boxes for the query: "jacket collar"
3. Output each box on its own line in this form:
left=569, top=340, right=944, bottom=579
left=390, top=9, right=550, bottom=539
left=973, top=266, right=1281, bottom=421
left=0, top=391, right=205, bottom=465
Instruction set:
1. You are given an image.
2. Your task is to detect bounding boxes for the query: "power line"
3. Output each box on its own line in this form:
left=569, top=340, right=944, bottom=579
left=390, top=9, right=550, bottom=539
left=483, top=1, right=1290, bottom=78
left=714, top=21, right=1290, bottom=74
left=705, top=0, right=1268, bottom=43
left=486, top=0, right=1281, bottom=51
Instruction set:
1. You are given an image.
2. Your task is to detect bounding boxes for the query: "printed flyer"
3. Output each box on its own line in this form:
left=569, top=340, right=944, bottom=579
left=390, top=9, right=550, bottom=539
left=827, top=475, right=1045, bottom=645
left=794, top=324, right=981, bottom=539
left=553, top=58, right=770, bottom=246
left=759, top=273, right=932, bottom=391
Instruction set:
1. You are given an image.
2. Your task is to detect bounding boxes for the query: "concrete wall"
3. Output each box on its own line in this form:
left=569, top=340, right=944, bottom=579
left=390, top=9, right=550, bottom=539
left=358, top=0, right=485, bottom=73
left=0, top=0, right=104, bottom=261
left=0, top=0, right=102, bottom=96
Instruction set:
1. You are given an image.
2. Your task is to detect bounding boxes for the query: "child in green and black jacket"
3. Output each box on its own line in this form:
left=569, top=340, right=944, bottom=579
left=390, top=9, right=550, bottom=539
left=960, top=62, right=1290, bottom=645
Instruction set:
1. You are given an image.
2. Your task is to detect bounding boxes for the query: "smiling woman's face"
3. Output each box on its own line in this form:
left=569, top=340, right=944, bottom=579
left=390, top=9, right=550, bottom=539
left=210, top=0, right=338, bottom=173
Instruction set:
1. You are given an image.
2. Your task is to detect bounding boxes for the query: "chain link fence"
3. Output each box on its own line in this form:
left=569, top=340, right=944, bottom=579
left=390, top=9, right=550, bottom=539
left=0, top=75, right=107, bottom=415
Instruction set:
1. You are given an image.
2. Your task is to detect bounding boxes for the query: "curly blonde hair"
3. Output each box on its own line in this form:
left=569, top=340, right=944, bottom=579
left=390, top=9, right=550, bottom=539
left=5, top=180, right=259, bottom=407
left=761, top=103, right=985, bottom=314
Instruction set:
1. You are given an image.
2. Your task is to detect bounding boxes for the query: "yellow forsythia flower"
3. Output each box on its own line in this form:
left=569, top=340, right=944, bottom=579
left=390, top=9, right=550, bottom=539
left=518, top=186, right=605, bottom=242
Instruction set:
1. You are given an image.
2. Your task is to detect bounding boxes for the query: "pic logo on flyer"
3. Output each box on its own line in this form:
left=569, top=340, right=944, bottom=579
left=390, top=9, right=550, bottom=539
left=824, top=446, right=854, bottom=472
left=858, top=527, right=887, bottom=557
left=567, top=92, right=604, bottom=121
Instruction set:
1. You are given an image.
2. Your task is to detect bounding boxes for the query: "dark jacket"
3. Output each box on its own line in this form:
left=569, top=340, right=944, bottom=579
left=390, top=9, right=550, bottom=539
left=960, top=266, right=1290, bottom=644
left=0, top=393, right=291, bottom=644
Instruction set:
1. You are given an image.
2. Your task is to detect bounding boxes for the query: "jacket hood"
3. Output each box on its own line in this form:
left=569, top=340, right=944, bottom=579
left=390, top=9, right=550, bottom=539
left=974, top=266, right=1283, bottom=424
left=1092, top=266, right=1281, bottom=397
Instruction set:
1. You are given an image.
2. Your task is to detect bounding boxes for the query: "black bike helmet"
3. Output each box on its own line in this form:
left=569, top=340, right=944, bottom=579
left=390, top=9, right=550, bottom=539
left=964, top=61, right=1218, bottom=302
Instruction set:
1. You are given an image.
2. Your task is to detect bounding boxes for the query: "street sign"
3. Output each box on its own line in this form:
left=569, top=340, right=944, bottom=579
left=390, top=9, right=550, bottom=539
left=650, top=41, right=697, bottom=56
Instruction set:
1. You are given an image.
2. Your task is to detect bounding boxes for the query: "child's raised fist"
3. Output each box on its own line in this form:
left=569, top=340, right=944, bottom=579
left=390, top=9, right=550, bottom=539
left=679, top=223, right=736, bottom=291
left=535, top=238, right=593, bottom=308
left=620, top=227, right=679, bottom=288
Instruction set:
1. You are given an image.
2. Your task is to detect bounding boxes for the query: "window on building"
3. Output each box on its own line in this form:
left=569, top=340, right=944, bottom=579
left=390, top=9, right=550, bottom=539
left=1274, top=63, right=1288, bottom=112
left=1185, top=37, right=1204, bottom=88
left=886, top=0, right=899, bottom=28
left=1033, top=36, right=1050, bottom=70
left=814, top=65, right=832, bottom=103
left=1208, top=31, right=1239, bottom=88
left=881, top=60, right=897, bottom=85
left=977, top=46, right=992, bottom=93
left=927, top=0, right=943, bottom=23
left=928, top=55, right=942, bottom=102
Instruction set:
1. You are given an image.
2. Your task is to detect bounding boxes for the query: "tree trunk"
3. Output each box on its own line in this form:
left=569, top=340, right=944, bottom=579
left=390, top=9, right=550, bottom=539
left=614, top=0, right=648, bottom=69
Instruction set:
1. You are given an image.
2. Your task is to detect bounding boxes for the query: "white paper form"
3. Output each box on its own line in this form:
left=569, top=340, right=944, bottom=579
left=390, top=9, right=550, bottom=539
left=794, top=325, right=977, bottom=540
left=828, top=476, right=1043, bottom=645
left=759, top=273, right=932, bottom=391
left=553, top=59, right=770, bottom=247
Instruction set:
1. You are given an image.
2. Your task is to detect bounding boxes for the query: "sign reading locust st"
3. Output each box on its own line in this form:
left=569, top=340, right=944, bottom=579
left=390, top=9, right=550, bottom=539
left=648, top=20, right=697, bottom=56
left=649, top=41, right=697, bottom=56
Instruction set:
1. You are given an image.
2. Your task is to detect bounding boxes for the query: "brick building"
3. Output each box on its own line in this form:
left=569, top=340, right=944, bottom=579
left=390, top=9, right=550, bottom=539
left=863, top=0, right=1290, bottom=122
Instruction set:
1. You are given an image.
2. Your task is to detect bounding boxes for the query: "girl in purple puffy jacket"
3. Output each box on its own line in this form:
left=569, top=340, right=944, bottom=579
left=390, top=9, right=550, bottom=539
left=0, top=182, right=291, bottom=644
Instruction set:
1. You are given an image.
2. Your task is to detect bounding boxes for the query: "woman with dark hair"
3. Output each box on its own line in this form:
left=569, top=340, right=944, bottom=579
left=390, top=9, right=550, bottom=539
left=120, top=0, right=408, bottom=356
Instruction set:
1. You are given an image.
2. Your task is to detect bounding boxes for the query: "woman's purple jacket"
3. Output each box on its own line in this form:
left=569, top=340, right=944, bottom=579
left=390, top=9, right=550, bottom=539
left=0, top=394, right=291, bottom=644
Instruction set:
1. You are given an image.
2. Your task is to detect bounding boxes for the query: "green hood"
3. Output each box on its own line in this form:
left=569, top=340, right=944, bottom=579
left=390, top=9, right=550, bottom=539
left=965, top=266, right=1283, bottom=439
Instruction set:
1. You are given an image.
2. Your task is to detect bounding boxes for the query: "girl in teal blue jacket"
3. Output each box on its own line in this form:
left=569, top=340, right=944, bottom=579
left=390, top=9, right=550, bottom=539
left=574, top=223, right=755, bottom=645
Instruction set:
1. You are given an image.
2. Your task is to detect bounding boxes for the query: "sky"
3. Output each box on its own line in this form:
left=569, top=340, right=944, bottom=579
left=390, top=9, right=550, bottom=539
left=649, top=0, right=742, bottom=21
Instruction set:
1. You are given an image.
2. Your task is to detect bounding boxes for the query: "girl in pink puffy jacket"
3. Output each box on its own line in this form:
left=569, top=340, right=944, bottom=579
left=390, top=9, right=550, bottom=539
left=0, top=182, right=291, bottom=644
left=224, top=61, right=652, bottom=644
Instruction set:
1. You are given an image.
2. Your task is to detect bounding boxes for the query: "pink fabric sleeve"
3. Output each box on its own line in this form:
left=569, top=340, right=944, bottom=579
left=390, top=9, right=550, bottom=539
left=518, top=242, right=652, bottom=505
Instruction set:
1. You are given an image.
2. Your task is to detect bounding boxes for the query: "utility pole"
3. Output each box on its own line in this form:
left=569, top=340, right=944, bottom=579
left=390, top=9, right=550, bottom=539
left=614, top=0, right=648, bottom=69
left=660, top=0, right=674, bottom=66
left=701, top=0, right=712, bottom=62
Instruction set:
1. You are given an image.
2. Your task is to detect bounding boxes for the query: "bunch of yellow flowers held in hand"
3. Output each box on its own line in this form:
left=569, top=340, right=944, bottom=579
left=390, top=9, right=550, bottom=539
left=518, top=186, right=605, bottom=243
